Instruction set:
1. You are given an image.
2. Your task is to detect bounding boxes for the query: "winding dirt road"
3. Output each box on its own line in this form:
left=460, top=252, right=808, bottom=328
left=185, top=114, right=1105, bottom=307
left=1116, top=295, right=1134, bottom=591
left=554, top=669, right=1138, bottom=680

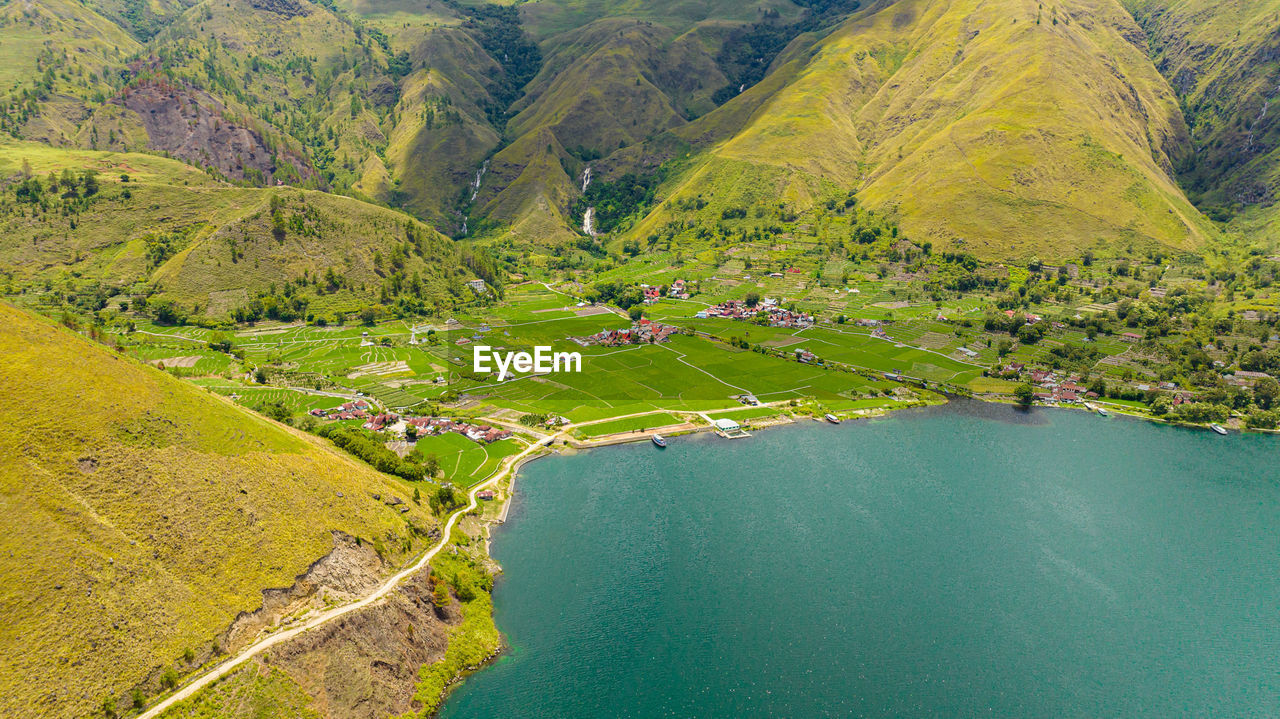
left=137, top=435, right=555, bottom=718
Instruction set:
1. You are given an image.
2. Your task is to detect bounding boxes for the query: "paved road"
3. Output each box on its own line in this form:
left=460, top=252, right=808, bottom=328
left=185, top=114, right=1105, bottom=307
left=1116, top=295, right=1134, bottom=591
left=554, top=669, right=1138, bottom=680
left=137, top=435, right=555, bottom=718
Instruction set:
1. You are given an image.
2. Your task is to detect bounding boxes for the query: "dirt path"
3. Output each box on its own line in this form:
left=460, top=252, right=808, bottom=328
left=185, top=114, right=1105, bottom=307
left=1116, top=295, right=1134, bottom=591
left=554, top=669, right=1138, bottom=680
left=137, top=435, right=556, bottom=719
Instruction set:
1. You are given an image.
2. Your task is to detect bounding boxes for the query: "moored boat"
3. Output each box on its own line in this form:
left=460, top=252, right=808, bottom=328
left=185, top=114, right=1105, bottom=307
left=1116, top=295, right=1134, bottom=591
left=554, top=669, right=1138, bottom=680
left=824, top=413, right=840, bottom=424
left=1210, top=424, right=1228, bottom=436
left=651, top=434, right=667, bottom=448
left=1097, top=406, right=1109, bottom=417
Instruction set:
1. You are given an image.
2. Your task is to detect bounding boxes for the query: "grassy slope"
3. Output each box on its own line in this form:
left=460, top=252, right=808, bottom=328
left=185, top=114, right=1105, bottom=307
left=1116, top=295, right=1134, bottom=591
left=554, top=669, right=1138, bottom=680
left=0, top=0, right=141, bottom=142
left=1125, top=0, right=1280, bottom=223
left=514, top=0, right=803, bottom=39
left=628, top=0, right=1215, bottom=261
left=0, top=303, right=437, bottom=718
left=467, top=19, right=715, bottom=244
left=0, top=140, right=469, bottom=316
left=384, top=27, right=502, bottom=227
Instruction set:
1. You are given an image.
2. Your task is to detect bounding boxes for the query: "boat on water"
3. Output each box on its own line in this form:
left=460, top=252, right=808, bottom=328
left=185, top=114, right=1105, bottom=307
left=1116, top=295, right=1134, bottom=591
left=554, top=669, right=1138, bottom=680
left=651, top=434, right=667, bottom=448
left=1096, top=406, right=1109, bottom=417
left=1210, top=424, right=1229, bottom=436
left=824, top=413, right=840, bottom=424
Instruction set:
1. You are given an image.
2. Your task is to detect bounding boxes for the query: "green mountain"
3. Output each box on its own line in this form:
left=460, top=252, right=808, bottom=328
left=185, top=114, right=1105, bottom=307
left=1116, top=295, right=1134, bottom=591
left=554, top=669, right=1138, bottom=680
left=618, top=0, right=1216, bottom=260
left=0, top=140, right=481, bottom=321
left=1125, top=0, right=1280, bottom=234
left=4, top=0, right=1280, bottom=261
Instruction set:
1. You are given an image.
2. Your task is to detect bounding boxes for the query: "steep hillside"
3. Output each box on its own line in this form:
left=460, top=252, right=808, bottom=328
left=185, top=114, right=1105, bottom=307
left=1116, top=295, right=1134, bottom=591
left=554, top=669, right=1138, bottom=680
left=383, top=26, right=503, bottom=226
left=0, top=0, right=141, bottom=141
left=515, top=0, right=804, bottom=39
left=1125, top=0, right=1280, bottom=218
left=0, top=141, right=480, bottom=322
left=464, top=18, right=726, bottom=244
left=2, top=0, right=1248, bottom=260
left=0, top=303, right=439, bottom=718
left=624, top=0, right=1214, bottom=261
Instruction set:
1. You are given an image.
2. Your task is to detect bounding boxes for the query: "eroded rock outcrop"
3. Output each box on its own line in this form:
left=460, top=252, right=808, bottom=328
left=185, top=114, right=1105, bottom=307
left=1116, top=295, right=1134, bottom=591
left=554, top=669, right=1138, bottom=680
left=115, top=79, right=315, bottom=185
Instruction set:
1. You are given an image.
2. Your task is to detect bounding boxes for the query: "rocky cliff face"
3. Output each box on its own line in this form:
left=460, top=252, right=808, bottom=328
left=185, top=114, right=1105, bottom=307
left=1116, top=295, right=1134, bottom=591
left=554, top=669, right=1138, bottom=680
left=267, top=569, right=462, bottom=719
left=117, top=80, right=315, bottom=185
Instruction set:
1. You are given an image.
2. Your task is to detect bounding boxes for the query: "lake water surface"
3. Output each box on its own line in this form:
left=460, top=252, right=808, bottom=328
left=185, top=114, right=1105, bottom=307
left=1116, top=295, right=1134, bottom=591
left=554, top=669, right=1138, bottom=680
left=441, top=403, right=1280, bottom=718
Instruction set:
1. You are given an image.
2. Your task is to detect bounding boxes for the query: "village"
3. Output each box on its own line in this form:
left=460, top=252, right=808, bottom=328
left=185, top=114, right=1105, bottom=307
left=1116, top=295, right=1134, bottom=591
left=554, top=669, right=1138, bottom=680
left=641, top=279, right=691, bottom=303
left=696, top=297, right=815, bottom=329
left=310, top=401, right=513, bottom=444
left=577, top=319, right=680, bottom=346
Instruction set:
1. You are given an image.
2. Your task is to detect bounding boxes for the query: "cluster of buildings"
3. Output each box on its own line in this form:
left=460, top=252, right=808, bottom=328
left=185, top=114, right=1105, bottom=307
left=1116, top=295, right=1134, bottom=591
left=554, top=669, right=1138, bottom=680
left=404, top=416, right=513, bottom=444
left=696, top=298, right=814, bottom=328
left=583, top=319, right=678, bottom=346
left=1000, top=362, right=1209, bottom=405
left=310, top=400, right=512, bottom=444
left=308, top=400, right=371, bottom=421
left=996, top=364, right=1096, bottom=403
left=641, top=279, right=690, bottom=303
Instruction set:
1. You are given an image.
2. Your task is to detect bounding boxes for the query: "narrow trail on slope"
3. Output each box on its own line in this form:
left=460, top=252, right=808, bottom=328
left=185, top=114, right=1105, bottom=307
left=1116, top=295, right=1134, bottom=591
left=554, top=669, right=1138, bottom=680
left=137, top=436, right=555, bottom=718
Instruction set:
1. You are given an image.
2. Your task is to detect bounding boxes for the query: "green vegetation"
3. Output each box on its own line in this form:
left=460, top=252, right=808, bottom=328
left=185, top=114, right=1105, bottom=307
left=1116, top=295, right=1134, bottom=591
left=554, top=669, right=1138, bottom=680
left=8, top=0, right=1280, bottom=716
left=412, top=552, right=501, bottom=715
left=0, top=303, right=445, bottom=718
left=578, top=413, right=683, bottom=438
left=155, top=666, right=320, bottom=719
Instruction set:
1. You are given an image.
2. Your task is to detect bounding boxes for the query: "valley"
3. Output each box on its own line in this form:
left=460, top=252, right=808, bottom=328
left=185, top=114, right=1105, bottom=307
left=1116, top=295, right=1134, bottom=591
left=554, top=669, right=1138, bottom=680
left=3, top=0, right=1280, bottom=716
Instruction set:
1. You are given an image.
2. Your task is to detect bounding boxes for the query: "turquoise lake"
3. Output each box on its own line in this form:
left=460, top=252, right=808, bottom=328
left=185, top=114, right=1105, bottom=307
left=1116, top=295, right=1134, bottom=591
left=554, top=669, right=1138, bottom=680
left=440, top=403, right=1280, bottom=717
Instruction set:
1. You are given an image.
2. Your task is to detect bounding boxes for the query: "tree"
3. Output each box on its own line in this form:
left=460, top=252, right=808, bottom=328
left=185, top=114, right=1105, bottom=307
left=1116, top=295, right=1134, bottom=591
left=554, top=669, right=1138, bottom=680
left=431, top=576, right=451, bottom=608
left=1149, top=394, right=1173, bottom=416
left=1014, top=383, right=1035, bottom=408
left=150, top=298, right=185, bottom=325
left=81, top=169, right=99, bottom=196
left=1252, top=376, right=1280, bottom=410
left=422, top=453, right=440, bottom=478
left=628, top=304, right=643, bottom=321
left=1246, top=409, right=1280, bottom=429
left=745, top=292, right=760, bottom=307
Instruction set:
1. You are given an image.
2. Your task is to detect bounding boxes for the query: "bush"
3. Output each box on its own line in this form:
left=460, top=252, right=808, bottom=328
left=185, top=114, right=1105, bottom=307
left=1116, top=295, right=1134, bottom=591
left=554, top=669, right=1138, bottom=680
left=1171, top=402, right=1230, bottom=424
left=1246, top=409, right=1279, bottom=429
left=316, top=425, right=424, bottom=481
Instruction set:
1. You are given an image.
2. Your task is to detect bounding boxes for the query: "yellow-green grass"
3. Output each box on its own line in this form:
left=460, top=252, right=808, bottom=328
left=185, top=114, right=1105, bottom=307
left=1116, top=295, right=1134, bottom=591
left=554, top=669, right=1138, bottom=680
left=622, top=0, right=1217, bottom=261
left=0, top=0, right=139, bottom=113
left=0, top=303, right=439, bottom=719
left=0, top=141, right=468, bottom=315
left=155, top=665, right=319, bottom=719
left=1127, top=0, right=1280, bottom=210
